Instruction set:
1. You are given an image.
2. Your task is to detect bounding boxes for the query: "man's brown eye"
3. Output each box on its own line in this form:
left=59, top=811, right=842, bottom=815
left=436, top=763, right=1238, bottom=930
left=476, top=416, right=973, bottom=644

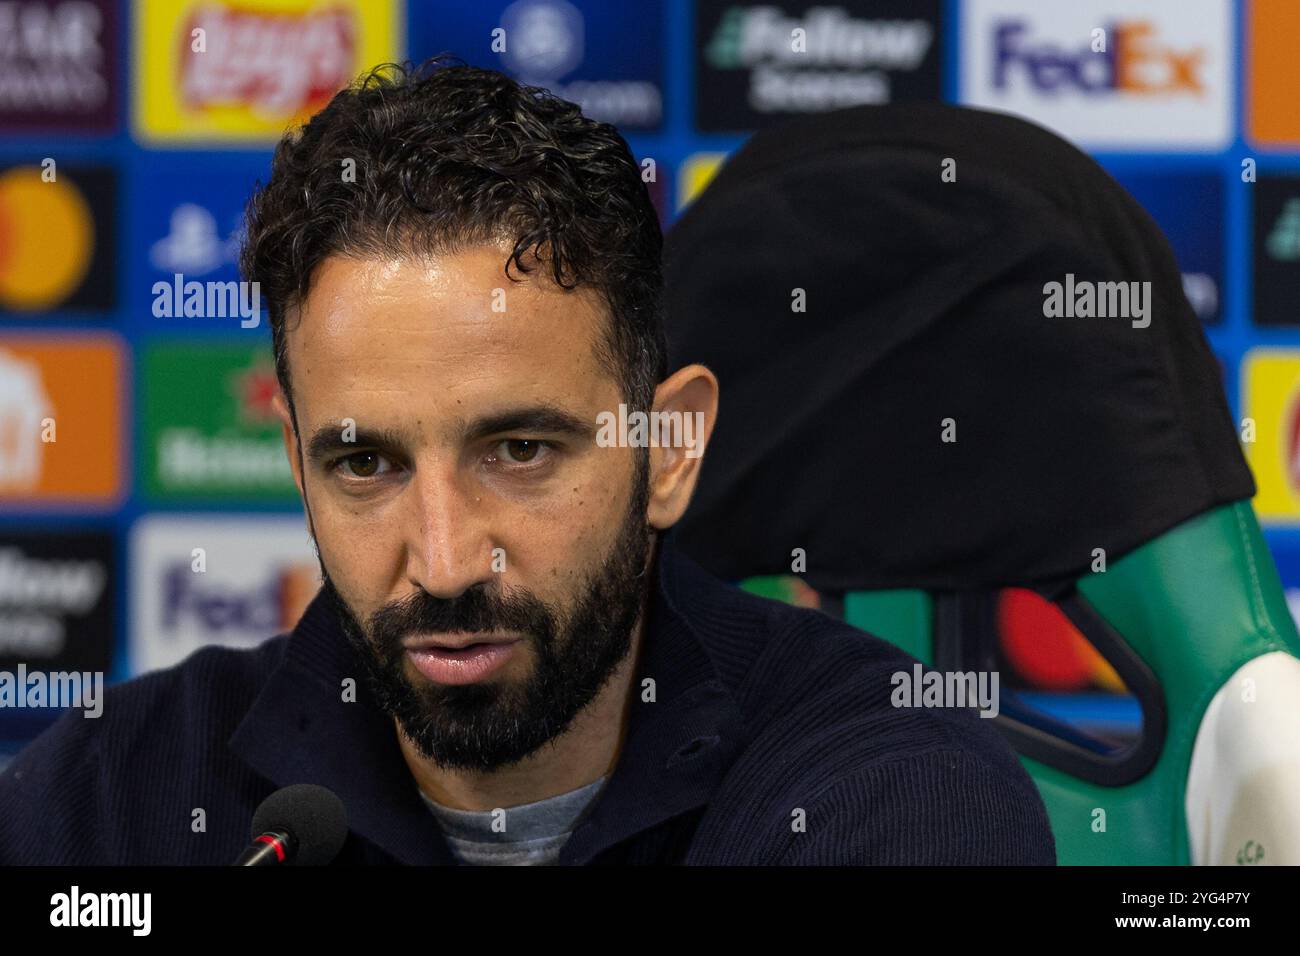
left=343, top=452, right=380, bottom=477
left=505, top=439, right=540, bottom=463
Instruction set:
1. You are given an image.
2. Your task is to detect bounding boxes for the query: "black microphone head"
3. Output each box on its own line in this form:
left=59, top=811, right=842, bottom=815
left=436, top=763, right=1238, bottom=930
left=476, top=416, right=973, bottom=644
left=251, top=784, right=348, bottom=866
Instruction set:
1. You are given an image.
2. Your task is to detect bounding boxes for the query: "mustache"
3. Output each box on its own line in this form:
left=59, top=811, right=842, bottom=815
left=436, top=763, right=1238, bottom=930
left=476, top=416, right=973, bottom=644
left=367, top=581, right=558, bottom=647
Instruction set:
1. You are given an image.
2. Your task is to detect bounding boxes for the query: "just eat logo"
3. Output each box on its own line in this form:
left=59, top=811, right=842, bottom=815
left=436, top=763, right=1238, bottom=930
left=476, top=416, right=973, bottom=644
left=993, top=19, right=1205, bottom=95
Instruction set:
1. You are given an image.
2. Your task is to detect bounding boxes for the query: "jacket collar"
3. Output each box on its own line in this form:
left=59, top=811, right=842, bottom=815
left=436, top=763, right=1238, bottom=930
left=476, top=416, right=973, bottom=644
left=228, top=528, right=749, bottom=865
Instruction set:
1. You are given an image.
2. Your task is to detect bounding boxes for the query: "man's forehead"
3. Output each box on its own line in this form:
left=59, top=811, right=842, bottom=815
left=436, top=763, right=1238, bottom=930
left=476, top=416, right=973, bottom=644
left=284, top=251, right=617, bottom=425
left=291, top=250, right=602, bottom=348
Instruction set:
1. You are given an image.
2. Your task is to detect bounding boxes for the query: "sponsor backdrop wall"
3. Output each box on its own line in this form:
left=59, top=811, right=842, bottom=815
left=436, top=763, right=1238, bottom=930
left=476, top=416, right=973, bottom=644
left=1, top=0, right=1298, bottom=758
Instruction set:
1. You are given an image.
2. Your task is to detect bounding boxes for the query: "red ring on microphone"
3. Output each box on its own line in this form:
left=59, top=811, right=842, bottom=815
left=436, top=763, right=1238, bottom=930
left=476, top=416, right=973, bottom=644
left=255, top=833, right=286, bottom=862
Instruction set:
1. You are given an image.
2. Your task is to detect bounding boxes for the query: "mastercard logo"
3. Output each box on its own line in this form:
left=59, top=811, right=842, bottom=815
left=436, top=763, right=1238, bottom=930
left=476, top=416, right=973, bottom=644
left=0, top=167, right=95, bottom=312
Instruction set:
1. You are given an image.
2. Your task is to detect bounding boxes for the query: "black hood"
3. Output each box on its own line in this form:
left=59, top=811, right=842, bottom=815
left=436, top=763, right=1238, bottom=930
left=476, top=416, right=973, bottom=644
left=663, top=103, right=1252, bottom=594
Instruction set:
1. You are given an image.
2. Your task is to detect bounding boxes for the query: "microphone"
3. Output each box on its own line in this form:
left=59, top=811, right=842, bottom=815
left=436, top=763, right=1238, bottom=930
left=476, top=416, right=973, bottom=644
left=233, top=784, right=348, bottom=866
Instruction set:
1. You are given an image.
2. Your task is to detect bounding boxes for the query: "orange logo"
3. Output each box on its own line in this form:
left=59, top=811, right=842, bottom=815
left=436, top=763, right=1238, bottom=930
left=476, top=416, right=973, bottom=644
left=0, top=336, right=125, bottom=505
left=1248, top=0, right=1300, bottom=146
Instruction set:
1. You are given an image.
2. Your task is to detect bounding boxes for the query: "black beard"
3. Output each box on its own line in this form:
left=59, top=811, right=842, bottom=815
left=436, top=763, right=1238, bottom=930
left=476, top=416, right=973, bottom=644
left=320, top=455, right=652, bottom=773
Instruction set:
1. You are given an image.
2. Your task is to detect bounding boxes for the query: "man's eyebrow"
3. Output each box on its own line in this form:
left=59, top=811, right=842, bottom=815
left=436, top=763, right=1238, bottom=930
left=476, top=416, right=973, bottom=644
left=462, top=404, right=594, bottom=442
left=305, top=425, right=413, bottom=464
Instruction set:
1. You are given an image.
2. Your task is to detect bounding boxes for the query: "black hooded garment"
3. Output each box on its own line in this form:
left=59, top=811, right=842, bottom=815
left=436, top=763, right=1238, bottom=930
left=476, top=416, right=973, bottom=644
left=663, top=103, right=1254, bottom=595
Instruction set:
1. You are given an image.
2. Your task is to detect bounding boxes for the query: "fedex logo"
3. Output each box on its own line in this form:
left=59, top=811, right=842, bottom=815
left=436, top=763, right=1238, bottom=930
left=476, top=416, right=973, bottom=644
left=961, top=0, right=1231, bottom=150
left=160, top=564, right=290, bottom=634
left=994, top=19, right=1204, bottom=95
left=130, top=515, right=318, bottom=674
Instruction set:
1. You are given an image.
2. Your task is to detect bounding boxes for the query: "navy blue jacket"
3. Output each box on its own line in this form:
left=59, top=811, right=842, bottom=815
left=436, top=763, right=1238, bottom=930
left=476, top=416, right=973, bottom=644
left=0, top=531, right=1055, bottom=865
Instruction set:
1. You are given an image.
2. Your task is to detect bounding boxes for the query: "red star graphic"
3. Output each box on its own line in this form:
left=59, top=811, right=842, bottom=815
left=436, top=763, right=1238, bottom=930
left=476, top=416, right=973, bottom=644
left=231, top=364, right=280, bottom=424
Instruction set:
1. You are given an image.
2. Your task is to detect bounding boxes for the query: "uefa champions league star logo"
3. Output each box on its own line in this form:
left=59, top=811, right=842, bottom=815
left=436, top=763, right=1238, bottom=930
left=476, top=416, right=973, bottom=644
left=500, top=0, right=584, bottom=84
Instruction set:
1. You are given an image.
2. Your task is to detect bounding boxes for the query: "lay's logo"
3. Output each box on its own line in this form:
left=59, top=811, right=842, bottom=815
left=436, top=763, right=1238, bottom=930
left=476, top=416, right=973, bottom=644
left=179, top=6, right=357, bottom=117
left=993, top=19, right=1204, bottom=95
left=1243, top=350, right=1300, bottom=524
left=134, top=0, right=398, bottom=143
left=1290, top=400, right=1300, bottom=498
left=961, top=0, right=1232, bottom=151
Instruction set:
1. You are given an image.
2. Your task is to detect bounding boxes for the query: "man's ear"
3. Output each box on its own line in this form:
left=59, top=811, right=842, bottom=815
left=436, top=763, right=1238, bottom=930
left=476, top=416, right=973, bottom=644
left=646, top=363, right=719, bottom=531
left=271, top=389, right=306, bottom=500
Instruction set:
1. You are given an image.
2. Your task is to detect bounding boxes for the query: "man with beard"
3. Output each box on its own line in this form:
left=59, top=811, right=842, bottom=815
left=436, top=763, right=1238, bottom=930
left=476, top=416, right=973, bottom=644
left=0, top=61, right=1054, bottom=866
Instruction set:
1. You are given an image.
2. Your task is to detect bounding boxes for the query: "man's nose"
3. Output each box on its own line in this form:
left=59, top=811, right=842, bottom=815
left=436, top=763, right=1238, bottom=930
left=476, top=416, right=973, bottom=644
left=404, top=461, right=496, bottom=599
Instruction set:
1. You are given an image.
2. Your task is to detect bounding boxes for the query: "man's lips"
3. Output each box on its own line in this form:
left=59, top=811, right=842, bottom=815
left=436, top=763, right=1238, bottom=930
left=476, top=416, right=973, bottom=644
left=400, top=631, right=523, bottom=652
left=403, top=633, right=523, bottom=685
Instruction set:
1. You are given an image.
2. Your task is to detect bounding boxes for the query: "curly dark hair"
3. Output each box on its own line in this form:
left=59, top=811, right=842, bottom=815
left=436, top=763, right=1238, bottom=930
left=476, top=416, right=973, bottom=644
left=240, top=58, right=666, bottom=423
